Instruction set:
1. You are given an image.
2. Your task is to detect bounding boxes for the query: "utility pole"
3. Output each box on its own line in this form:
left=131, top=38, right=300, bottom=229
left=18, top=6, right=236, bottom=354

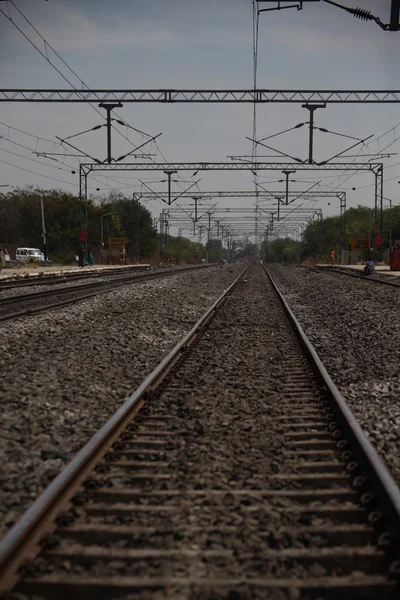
left=192, top=196, right=200, bottom=235
left=206, top=212, right=212, bottom=263
left=390, top=0, right=400, bottom=30
left=100, top=211, right=117, bottom=261
left=39, top=194, right=47, bottom=261
left=165, top=170, right=177, bottom=205
left=133, top=193, right=141, bottom=262
left=281, top=171, right=295, bottom=209
left=99, top=103, right=123, bottom=163
left=164, top=210, right=169, bottom=263
left=302, top=103, right=325, bottom=163
left=159, top=210, right=164, bottom=262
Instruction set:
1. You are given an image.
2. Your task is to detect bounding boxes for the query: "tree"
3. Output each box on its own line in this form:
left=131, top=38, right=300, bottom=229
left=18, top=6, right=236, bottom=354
left=0, top=187, right=207, bottom=264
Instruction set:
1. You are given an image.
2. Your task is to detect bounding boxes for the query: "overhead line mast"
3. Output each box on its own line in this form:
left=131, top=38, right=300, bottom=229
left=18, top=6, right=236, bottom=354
left=256, top=0, right=400, bottom=30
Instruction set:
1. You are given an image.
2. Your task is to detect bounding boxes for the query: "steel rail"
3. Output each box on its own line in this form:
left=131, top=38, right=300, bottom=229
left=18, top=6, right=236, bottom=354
left=264, top=266, right=400, bottom=535
left=0, top=266, right=248, bottom=592
left=0, top=265, right=216, bottom=323
left=0, top=265, right=152, bottom=291
left=315, top=265, right=400, bottom=288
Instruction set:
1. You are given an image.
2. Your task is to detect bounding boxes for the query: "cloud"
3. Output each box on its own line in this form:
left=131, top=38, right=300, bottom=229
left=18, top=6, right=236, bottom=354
left=0, top=2, right=183, bottom=54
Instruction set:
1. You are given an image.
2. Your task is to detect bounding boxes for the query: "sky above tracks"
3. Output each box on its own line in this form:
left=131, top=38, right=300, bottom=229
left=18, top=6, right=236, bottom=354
left=0, top=0, right=399, bottom=239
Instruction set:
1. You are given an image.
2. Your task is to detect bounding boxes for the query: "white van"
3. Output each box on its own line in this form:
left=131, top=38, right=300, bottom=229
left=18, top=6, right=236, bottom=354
left=16, top=248, right=44, bottom=263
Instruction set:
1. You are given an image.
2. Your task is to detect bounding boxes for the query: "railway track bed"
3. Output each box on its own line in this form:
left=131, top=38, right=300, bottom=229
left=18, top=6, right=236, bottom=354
left=0, top=266, right=152, bottom=292
left=0, top=265, right=214, bottom=322
left=0, top=266, right=399, bottom=599
left=314, top=265, right=400, bottom=288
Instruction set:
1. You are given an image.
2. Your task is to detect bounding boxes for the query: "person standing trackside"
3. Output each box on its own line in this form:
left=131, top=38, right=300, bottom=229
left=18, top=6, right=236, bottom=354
left=0, top=248, right=5, bottom=273
left=329, top=248, right=335, bottom=265
left=78, top=246, right=85, bottom=268
left=87, top=248, right=94, bottom=266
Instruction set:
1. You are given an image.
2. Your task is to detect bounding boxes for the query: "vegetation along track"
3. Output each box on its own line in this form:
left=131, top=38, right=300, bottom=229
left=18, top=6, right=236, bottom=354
left=0, top=265, right=399, bottom=600
left=0, top=265, right=214, bottom=322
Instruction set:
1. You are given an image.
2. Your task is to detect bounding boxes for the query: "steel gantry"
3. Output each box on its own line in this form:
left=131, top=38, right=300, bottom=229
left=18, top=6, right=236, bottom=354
left=138, top=190, right=343, bottom=202
left=2, top=89, right=400, bottom=103
left=0, top=87, right=390, bottom=253
left=167, top=205, right=323, bottom=247
left=80, top=161, right=382, bottom=172
left=80, top=161, right=376, bottom=237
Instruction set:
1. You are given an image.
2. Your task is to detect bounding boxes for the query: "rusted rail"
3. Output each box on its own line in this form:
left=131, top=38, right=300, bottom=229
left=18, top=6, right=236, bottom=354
left=0, top=265, right=399, bottom=599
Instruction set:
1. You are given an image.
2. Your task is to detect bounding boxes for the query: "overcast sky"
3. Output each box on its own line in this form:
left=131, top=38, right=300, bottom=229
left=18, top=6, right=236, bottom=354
left=0, top=0, right=399, bottom=240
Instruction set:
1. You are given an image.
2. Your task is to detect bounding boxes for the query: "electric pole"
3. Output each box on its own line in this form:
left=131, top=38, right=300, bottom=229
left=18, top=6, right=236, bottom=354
left=390, top=0, right=400, bottom=29
left=281, top=171, right=295, bottom=210
left=164, top=170, right=177, bottom=205
left=39, top=194, right=47, bottom=261
left=302, top=104, right=325, bottom=163
left=98, top=103, right=123, bottom=163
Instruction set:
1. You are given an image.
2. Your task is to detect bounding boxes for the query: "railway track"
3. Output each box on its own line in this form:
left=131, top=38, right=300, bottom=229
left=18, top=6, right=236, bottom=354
left=0, top=265, right=399, bottom=599
left=315, top=266, right=400, bottom=288
left=0, top=265, right=152, bottom=292
left=0, top=265, right=214, bottom=322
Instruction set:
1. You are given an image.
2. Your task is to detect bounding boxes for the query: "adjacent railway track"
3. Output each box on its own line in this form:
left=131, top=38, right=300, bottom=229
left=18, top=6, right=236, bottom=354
left=0, top=264, right=215, bottom=322
left=0, top=265, right=152, bottom=292
left=315, top=266, right=400, bottom=288
left=0, top=265, right=399, bottom=599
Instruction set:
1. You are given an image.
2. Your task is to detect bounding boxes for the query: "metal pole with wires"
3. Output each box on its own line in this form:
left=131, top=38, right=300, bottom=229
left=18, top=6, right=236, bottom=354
left=39, top=193, right=47, bottom=262
left=99, top=103, right=123, bottom=163
left=302, top=104, right=325, bottom=164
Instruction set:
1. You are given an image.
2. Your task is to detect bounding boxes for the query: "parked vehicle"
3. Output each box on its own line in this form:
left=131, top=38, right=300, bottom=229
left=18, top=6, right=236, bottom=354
left=16, top=248, right=45, bottom=263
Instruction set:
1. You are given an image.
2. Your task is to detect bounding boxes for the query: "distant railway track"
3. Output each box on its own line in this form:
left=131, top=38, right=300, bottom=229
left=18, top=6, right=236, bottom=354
left=0, top=264, right=215, bottom=322
left=315, top=265, right=400, bottom=288
left=0, top=265, right=399, bottom=599
left=0, top=265, right=161, bottom=291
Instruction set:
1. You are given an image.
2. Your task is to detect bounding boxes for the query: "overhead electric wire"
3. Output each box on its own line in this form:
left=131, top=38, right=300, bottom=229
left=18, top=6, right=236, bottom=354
left=0, top=157, right=82, bottom=186
left=0, top=135, right=77, bottom=170
left=247, top=136, right=303, bottom=163
left=3, top=0, right=153, bottom=143
left=1, top=0, right=166, bottom=191
left=0, top=122, right=134, bottom=192
left=252, top=0, right=260, bottom=246
left=259, top=122, right=306, bottom=142
left=0, top=120, right=57, bottom=144
left=318, top=134, right=374, bottom=165
left=0, top=146, right=77, bottom=173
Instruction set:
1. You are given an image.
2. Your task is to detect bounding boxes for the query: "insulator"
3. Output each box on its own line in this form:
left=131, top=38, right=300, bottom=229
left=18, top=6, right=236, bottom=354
left=352, top=7, right=373, bottom=21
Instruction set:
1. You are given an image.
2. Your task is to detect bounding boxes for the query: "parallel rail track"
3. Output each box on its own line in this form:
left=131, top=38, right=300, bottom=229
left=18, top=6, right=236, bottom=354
left=0, top=265, right=152, bottom=292
left=314, top=265, right=400, bottom=288
left=0, top=265, right=399, bottom=599
left=0, top=265, right=215, bottom=322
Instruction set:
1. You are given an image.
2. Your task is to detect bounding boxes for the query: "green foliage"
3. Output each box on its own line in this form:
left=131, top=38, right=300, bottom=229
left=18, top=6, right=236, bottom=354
left=0, top=187, right=206, bottom=263
left=263, top=237, right=301, bottom=264
left=302, top=204, right=400, bottom=260
left=207, top=238, right=223, bottom=262
left=164, top=234, right=205, bottom=263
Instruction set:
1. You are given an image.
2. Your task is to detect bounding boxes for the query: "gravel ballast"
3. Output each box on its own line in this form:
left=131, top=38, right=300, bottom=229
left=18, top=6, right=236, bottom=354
left=19, top=267, right=356, bottom=598
left=268, top=265, right=400, bottom=485
left=0, top=266, right=242, bottom=538
left=2, top=266, right=395, bottom=600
